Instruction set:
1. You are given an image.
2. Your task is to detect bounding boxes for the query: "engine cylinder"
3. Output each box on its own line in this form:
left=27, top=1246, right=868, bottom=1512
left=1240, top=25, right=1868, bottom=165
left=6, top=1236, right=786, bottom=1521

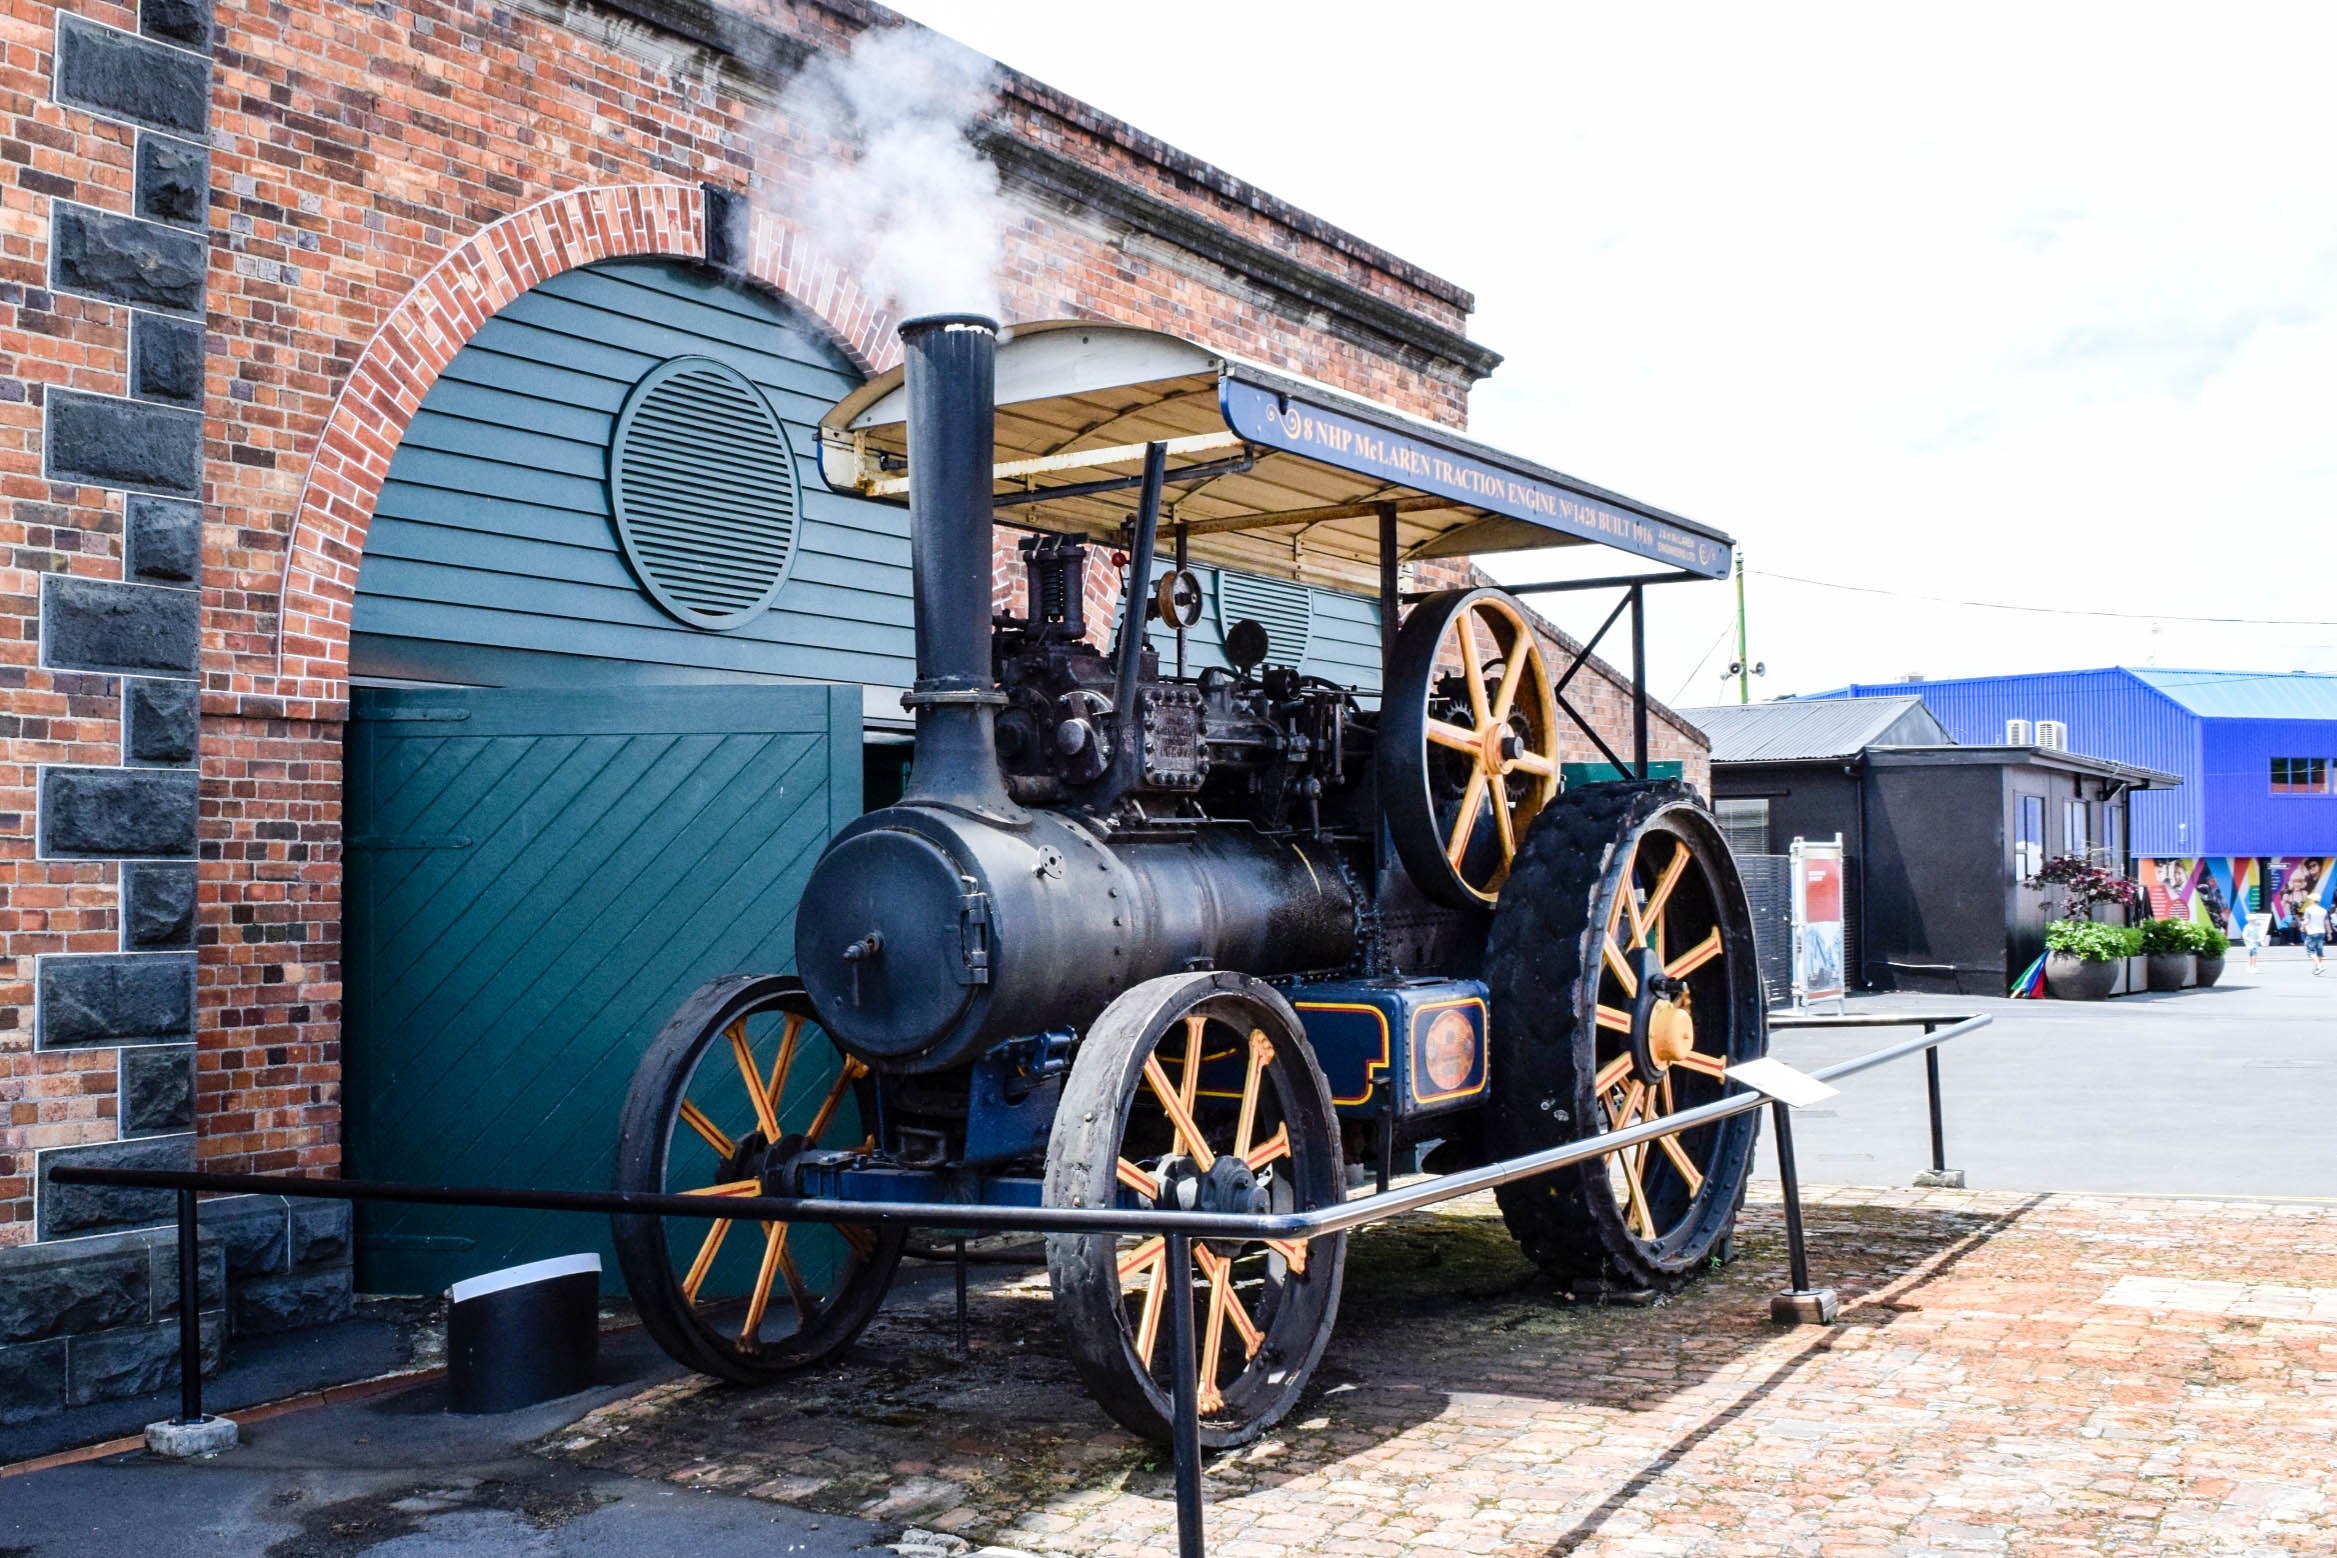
left=796, top=805, right=1358, bottom=1073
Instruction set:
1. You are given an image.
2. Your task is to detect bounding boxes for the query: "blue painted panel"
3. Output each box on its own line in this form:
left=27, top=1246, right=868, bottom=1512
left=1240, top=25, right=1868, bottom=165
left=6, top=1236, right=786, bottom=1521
left=2197, top=717, right=2337, bottom=856
left=354, top=257, right=914, bottom=691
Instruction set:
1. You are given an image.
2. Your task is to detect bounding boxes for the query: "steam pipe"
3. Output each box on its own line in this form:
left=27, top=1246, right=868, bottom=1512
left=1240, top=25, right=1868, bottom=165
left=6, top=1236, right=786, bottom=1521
left=1098, top=440, right=1168, bottom=807
left=897, top=314, right=1015, bottom=817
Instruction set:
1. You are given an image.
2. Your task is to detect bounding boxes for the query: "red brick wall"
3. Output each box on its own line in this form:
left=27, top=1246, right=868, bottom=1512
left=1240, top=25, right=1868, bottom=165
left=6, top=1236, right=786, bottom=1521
left=1, top=0, right=151, bottom=1237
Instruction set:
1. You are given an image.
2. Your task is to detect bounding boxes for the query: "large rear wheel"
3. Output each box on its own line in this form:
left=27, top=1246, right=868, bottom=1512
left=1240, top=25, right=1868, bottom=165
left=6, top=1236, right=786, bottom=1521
left=1484, top=783, right=1766, bottom=1294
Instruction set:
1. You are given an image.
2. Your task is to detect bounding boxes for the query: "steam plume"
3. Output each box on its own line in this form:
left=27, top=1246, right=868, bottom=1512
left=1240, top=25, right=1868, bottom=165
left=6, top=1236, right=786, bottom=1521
left=766, top=24, right=1010, bottom=323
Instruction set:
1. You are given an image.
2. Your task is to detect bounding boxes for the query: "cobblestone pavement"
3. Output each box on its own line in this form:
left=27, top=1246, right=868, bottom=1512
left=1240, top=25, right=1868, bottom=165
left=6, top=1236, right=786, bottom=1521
left=553, top=1186, right=2337, bottom=1556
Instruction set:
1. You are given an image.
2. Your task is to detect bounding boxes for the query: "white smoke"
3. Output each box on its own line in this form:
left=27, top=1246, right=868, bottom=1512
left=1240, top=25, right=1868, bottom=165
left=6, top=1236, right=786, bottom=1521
left=765, top=24, right=1010, bottom=324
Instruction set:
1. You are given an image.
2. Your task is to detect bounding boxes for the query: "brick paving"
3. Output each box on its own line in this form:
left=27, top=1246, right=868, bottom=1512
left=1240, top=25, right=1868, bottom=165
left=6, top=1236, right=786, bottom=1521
left=553, top=1185, right=2337, bottom=1555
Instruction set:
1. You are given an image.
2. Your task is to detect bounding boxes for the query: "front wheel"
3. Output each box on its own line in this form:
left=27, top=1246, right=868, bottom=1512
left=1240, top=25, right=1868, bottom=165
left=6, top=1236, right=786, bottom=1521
left=611, top=974, right=904, bottom=1383
left=1043, top=971, right=1347, bottom=1447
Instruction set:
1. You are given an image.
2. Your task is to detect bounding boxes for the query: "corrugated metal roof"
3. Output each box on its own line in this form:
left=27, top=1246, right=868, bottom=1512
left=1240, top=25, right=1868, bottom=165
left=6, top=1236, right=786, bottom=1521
left=1678, top=696, right=1950, bottom=763
left=2126, top=668, right=2337, bottom=720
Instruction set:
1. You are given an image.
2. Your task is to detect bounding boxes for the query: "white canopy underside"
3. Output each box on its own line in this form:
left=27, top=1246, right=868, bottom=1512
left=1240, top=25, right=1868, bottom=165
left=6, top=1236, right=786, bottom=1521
left=819, top=323, right=1732, bottom=596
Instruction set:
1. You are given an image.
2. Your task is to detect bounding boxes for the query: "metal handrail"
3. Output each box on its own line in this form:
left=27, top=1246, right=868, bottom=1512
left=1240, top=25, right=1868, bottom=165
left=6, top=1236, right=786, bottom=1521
left=48, top=1008, right=1988, bottom=1558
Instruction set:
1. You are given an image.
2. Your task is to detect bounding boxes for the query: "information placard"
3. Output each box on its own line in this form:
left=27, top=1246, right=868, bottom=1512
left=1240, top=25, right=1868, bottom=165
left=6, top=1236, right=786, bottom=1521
left=1791, top=834, right=1847, bottom=1008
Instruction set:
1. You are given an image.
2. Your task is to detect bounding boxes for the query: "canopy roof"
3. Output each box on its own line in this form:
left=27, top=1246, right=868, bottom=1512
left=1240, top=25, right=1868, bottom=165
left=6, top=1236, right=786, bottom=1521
left=818, top=322, right=1732, bottom=594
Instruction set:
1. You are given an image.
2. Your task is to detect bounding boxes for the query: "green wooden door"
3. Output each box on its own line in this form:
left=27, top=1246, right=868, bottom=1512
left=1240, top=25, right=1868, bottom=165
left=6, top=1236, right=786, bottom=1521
left=344, top=683, right=861, bottom=1295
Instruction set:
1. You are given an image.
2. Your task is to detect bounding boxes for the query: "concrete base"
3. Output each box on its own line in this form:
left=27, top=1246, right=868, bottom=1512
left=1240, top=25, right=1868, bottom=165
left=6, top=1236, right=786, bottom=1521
left=1770, top=1288, right=1840, bottom=1326
left=144, top=1413, right=237, bottom=1457
left=1912, top=1167, right=1968, bottom=1188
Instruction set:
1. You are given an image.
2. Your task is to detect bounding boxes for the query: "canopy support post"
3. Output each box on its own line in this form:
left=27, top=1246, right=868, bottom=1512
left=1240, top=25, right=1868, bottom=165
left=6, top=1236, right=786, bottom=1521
left=1631, top=583, right=1649, bottom=779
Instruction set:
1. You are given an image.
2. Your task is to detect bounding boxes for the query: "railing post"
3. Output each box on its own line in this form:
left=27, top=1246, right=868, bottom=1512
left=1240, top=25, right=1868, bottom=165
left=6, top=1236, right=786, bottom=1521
left=144, top=1188, right=236, bottom=1456
left=1767, top=1100, right=1838, bottom=1326
left=1165, top=1232, right=1206, bottom=1558
left=1912, top=1024, right=1966, bottom=1188
left=176, top=1186, right=202, bottom=1425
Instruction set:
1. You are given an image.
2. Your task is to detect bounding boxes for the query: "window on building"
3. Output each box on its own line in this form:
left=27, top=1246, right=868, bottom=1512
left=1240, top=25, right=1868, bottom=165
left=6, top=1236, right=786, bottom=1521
left=2063, top=797, right=2090, bottom=857
left=2270, top=758, right=2331, bottom=795
left=2016, top=794, right=2044, bottom=879
left=1715, top=797, right=1770, bottom=856
left=2102, top=804, right=2124, bottom=870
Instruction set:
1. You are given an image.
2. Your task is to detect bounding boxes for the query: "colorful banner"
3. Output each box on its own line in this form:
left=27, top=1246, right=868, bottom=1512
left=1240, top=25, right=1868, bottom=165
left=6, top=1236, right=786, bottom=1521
left=2138, top=857, right=2326, bottom=932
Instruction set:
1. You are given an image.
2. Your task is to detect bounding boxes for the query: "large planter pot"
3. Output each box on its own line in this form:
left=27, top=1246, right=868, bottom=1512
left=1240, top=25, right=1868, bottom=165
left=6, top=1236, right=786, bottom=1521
left=2045, top=952, right=2117, bottom=1001
left=2146, top=951, right=2194, bottom=992
left=2195, top=953, right=2225, bottom=987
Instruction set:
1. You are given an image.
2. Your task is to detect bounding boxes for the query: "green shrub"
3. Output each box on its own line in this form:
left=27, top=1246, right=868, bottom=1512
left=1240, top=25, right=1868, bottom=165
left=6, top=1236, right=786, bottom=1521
left=2187, top=921, right=2230, bottom=957
left=2046, top=919, right=2142, bottom=961
left=2139, top=917, right=2194, bottom=956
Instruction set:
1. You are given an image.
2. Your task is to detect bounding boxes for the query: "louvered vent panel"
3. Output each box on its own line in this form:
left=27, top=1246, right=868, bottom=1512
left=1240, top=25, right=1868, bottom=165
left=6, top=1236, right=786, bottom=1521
left=1216, top=571, right=1314, bottom=666
left=610, top=357, right=801, bottom=631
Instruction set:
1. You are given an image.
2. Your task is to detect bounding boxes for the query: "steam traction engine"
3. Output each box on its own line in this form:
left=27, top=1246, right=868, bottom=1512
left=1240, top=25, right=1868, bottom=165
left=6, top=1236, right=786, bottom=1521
left=611, top=316, right=1764, bottom=1445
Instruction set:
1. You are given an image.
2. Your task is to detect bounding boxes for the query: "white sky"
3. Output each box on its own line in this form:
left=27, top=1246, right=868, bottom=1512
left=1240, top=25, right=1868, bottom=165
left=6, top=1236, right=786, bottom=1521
left=894, top=1, right=2337, bottom=708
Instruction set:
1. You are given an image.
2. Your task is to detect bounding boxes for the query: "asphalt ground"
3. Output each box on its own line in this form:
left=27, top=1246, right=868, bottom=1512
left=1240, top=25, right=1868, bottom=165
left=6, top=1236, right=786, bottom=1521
left=1761, top=946, right=2337, bottom=1200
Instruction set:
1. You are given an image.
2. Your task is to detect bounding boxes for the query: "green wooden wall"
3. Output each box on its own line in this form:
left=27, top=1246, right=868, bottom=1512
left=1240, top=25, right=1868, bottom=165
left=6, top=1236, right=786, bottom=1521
left=344, top=684, right=861, bottom=1295
left=352, top=257, right=911, bottom=690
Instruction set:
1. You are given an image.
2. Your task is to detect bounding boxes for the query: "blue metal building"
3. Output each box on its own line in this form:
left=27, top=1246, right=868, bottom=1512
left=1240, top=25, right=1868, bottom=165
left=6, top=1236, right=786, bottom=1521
left=1810, top=668, right=2337, bottom=928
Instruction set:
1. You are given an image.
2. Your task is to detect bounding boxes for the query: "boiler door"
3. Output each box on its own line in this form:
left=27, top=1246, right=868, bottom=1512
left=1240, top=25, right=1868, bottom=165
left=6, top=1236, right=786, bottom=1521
left=795, top=828, right=979, bottom=1064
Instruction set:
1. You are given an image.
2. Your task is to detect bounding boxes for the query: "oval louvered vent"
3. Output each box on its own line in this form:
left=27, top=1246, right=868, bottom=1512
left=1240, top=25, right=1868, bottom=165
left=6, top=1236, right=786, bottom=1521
left=1216, top=570, right=1313, bottom=666
left=610, top=356, right=801, bottom=631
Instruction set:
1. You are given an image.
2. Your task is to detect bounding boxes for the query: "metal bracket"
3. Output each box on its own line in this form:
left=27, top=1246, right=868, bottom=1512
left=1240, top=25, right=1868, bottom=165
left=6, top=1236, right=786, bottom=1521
left=956, top=881, right=993, bottom=986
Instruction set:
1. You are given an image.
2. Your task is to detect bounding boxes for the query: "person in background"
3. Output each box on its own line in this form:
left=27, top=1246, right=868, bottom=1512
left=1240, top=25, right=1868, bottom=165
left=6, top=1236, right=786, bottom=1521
left=2302, top=897, right=2329, bottom=976
left=2195, top=875, right=2231, bottom=937
left=2242, top=910, right=2268, bottom=974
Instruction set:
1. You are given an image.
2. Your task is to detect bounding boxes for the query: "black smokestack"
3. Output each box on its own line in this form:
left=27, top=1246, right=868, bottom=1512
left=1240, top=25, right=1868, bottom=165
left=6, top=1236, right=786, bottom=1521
left=897, top=314, right=1015, bottom=815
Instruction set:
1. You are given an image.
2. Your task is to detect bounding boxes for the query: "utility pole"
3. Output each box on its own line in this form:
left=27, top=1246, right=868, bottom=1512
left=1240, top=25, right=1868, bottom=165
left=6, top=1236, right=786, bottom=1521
left=1734, top=548, right=1750, bottom=705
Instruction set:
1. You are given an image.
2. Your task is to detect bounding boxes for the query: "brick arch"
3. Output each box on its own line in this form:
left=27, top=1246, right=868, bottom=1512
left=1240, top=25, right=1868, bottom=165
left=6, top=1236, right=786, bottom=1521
left=265, top=183, right=902, bottom=704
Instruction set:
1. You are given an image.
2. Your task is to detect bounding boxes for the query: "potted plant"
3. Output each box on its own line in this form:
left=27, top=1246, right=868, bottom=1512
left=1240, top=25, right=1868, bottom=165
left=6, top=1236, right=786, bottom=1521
left=2189, top=920, right=2229, bottom=987
left=2043, top=919, right=2139, bottom=1000
left=2141, top=916, right=2195, bottom=991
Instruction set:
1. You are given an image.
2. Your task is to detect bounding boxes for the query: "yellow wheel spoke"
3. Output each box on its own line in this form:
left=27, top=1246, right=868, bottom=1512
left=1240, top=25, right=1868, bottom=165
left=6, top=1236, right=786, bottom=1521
left=1142, top=1057, right=1218, bottom=1170
left=1233, top=1027, right=1272, bottom=1159
left=730, top=1019, right=780, bottom=1142
left=1602, top=934, right=1639, bottom=997
left=764, top=1012, right=804, bottom=1120
left=1242, top=1122, right=1290, bottom=1170
left=1513, top=750, right=1554, bottom=778
left=1133, top=1248, right=1169, bottom=1367
left=1427, top=718, right=1481, bottom=754
left=803, top=1057, right=869, bottom=1146
left=1198, top=1246, right=1263, bottom=1359
left=1593, top=1051, right=1634, bottom=1092
left=1197, top=1246, right=1234, bottom=1412
left=678, top=1100, right=733, bottom=1159
left=681, top=1218, right=731, bottom=1303
left=1595, top=1004, right=1634, bottom=1036
left=1456, top=608, right=1493, bottom=728
left=1118, top=1236, right=1165, bottom=1283
left=1673, top=1048, right=1730, bottom=1079
left=1489, top=630, right=1531, bottom=725
left=1117, top=1157, right=1159, bottom=1200
left=739, top=1222, right=785, bottom=1344
left=1666, top=927, right=1725, bottom=980
left=1446, top=769, right=1488, bottom=867
left=837, top=1223, right=876, bottom=1261
left=1657, top=1129, right=1706, bottom=1196
left=1490, top=778, right=1516, bottom=863
left=1642, top=844, right=1692, bottom=942
left=776, top=1241, right=818, bottom=1318
left=1180, top=1014, right=1206, bottom=1113
left=1265, top=1236, right=1310, bottom=1274
left=1604, top=840, right=1638, bottom=940
left=684, top=1179, right=762, bottom=1197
